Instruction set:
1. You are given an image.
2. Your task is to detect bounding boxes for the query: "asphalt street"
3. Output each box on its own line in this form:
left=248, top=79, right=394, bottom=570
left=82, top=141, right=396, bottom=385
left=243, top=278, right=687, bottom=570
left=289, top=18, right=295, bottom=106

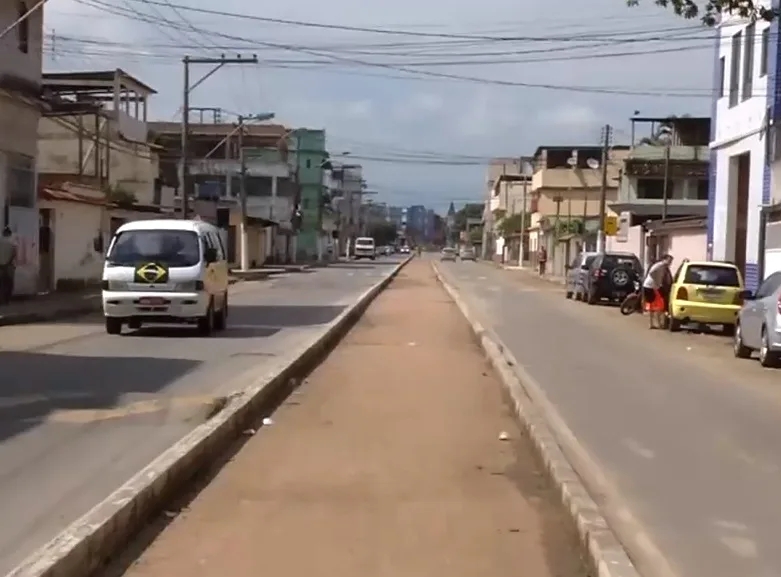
left=436, top=258, right=781, bottom=577
left=0, top=257, right=403, bottom=576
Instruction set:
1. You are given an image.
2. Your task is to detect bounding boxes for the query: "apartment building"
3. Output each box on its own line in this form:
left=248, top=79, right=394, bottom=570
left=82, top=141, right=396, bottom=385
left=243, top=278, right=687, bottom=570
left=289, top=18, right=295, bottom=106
left=709, top=11, right=773, bottom=288
left=0, top=0, right=44, bottom=294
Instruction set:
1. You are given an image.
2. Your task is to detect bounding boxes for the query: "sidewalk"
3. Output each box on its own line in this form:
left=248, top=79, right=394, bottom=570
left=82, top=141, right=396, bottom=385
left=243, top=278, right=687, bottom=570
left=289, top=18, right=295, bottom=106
left=0, top=290, right=101, bottom=326
left=112, top=261, right=586, bottom=577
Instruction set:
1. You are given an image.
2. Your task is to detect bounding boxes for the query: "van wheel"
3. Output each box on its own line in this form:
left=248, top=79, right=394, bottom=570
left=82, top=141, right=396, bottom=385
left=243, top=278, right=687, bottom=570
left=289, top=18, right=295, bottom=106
left=214, top=293, right=228, bottom=330
left=128, top=318, right=142, bottom=330
left=105, top=318, right=122, bottom=335
left=197, top=302, right=214, bottom=336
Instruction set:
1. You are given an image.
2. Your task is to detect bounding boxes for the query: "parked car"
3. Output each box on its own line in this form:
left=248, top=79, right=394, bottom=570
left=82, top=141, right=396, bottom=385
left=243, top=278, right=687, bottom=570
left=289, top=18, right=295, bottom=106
left=668, top=259, right=743, bottom=334
left=459, top=246, right=476, bottom=261
left=582, top=252, right=642, bottom=305
left=734, top=270, right=781, bottom=366
left=441, top=247, right=457, bottom=261
left=565, top=251, right=598, bottom=300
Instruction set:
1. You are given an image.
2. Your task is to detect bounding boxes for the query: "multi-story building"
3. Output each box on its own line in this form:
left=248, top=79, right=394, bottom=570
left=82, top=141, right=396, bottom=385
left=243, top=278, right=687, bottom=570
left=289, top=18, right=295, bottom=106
left=38, top=71, right=165, bottom=206
left=331, top=163, right=363, bottom=254
left=611, top=116, right=710, bottom=223
left=709, top=12, right=773, bottom=288
left=406, top=204, right=427, bottom=241
left=1, top=0, right=44, bottom=294
left=289, top=128, right=328, bottom=260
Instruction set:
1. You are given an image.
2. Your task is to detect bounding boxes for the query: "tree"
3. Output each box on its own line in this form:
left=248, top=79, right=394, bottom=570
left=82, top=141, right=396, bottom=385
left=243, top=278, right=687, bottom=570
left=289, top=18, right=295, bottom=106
left=453, top=203, right=483, bottom=232
left=627, top=0, right=774, bottom=26
left=366, top=222, right=398, bottom=245
left=497, top=213, right=528, bottom=237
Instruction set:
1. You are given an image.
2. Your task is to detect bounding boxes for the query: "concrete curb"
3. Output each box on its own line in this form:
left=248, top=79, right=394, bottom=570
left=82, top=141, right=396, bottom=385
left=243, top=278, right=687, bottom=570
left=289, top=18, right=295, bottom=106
left=7, top=256, right=413, bottom=577
left=431, top=263, right=640, bottom=577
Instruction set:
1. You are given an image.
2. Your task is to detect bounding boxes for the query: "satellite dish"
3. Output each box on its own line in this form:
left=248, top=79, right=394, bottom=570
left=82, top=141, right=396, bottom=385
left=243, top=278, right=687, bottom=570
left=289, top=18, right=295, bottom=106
left=566, top=157, right=577, bottom=167
left=586, top=158, right=600, bottom=170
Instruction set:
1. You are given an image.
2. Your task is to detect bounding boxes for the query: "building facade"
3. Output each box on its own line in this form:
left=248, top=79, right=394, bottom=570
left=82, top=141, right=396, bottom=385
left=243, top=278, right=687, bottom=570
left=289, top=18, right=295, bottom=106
left=708, top=12, right=774, bottom=288
left=291, top=128, right=328, bottom=259
left=0, top=0, right=44, bottom=294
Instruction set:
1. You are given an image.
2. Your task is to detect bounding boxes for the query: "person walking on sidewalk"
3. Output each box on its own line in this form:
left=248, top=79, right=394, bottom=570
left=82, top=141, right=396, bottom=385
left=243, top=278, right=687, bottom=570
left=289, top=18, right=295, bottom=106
left=643, top=254, right=673, bottom=329
left=537, top=246, right=547, bottom=276
left=0, top=227, right=17, bottom=304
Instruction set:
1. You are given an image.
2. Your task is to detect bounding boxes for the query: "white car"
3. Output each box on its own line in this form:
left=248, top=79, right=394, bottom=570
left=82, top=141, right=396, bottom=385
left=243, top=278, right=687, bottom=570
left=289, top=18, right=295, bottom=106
left=101, top=219, right=230, bottom=336
left=354, top=237, right=376, bottom=260
left=400, top=245, right=411, bottom=254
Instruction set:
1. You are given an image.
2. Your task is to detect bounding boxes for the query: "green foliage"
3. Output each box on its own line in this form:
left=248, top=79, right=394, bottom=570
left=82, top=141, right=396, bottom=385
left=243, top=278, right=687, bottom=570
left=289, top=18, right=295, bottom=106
left=492, top=208, right=506, bottom=221
left=555, top=219, right=583, bottom=235
left=454, top=203, right=483, bottom=231
left=104, top=185, right=136, bottom=205
left=497, top=213, right=528, bottom=237
left=627, top=0, right=775, bottom=26
left=468, top=226, right=483, bottom=244
left=366, top=223, right=398, bottom=245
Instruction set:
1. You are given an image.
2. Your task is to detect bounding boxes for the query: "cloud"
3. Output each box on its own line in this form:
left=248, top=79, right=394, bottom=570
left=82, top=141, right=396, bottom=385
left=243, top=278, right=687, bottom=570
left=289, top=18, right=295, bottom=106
left=42, top=0, right=714, bottom=211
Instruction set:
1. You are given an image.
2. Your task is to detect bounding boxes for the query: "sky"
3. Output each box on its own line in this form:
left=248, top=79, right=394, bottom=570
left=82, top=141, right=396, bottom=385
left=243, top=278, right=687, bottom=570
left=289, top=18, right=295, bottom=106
left=43, top=0, right=716, bottom=213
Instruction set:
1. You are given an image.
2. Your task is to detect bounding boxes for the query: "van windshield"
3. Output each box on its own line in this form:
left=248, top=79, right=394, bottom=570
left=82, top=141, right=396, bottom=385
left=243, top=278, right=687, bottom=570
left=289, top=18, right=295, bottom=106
left=107, top=230, right=201, bottom=267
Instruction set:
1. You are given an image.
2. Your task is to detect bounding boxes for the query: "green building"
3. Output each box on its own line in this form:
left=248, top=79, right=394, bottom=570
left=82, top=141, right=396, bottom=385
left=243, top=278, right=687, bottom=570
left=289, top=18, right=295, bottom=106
left=289, top=128, right=328, bottom=260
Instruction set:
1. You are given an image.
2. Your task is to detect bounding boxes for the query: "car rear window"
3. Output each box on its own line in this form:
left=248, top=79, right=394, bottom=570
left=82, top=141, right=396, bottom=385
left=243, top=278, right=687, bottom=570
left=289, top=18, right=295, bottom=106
left=583, top=256, right=596, bottom=268
left=683, top=265, right=740, bottom=287
left=443, top=248, right=455, bottom=253
left=601, top=254, right=640, bottom=269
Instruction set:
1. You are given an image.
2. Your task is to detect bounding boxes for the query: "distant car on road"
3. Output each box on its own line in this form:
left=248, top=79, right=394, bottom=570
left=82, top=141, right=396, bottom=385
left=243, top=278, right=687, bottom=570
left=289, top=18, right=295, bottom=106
left=354, top=237, right=376, bottom=260
left=441, top=247, right=457, bottom=261
left=400, top=245, right=411, bottom=255
left=459, top=246, right=476, bottom=261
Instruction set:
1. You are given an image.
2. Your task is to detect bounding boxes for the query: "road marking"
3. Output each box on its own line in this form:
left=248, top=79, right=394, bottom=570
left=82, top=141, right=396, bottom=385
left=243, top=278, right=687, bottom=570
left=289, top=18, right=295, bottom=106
left=622, top=438, right=655, bottom=459
left=719, top=535, right=758, bottom=558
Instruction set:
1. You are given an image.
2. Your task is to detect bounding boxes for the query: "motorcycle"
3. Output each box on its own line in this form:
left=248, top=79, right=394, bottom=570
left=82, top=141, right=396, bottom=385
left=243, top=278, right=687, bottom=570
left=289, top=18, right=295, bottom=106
left=619, top=279, right=643, bottom=315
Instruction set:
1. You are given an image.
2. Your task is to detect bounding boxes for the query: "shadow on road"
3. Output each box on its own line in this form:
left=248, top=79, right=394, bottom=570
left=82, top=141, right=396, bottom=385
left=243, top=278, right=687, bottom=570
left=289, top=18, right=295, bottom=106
left=228, top=304, right=345, bottom=327
left=0, top=351, right=200, bottom=444
left=326, top=261, right=402, bottom=270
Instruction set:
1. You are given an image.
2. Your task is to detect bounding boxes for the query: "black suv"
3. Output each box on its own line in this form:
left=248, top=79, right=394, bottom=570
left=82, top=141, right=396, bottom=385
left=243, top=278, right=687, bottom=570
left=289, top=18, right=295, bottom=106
left=583, top=252, right=642, bottom=305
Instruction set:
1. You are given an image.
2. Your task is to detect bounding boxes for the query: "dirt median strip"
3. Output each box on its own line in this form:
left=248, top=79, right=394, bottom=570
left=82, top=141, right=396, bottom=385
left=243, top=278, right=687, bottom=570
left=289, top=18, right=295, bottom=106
left=108, top=260, right=587, bottom=577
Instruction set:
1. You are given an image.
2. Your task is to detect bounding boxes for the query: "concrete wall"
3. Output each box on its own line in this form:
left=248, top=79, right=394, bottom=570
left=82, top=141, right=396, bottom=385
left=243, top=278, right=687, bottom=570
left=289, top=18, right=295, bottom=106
left=43, top=200, right=106, bottom=285
left=0, top=0, right=43, bottom=90
left=38, top=115, right=162, bottom=204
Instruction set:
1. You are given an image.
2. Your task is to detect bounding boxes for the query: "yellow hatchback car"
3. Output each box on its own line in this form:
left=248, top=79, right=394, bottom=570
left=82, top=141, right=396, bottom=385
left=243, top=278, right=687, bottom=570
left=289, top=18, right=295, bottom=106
left=668, top=260, right=745, bottom=334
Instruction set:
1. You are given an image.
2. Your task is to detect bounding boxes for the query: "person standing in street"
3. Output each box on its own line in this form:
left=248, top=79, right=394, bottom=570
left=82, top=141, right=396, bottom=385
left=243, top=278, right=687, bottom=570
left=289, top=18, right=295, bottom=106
left=642, top=254, right=673, bottom=329
left=537, top=245, right=547, bottom=276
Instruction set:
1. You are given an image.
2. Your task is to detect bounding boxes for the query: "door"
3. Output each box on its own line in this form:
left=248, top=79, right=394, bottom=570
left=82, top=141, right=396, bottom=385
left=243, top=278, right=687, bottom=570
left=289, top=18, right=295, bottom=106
left=38, top=209, right=54, bottom=292
left=734, top=153, right=750, bottom=275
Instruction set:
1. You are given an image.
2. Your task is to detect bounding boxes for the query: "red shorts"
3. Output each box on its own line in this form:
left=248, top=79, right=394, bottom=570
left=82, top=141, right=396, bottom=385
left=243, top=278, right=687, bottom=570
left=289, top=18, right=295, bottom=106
left=644, top=288, right=665, bottom=312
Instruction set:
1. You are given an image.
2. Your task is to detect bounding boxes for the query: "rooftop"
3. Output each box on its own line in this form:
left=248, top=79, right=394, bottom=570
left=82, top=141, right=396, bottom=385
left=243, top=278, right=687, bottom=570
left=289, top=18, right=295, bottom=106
left=43, top=69, right=157, bottom=96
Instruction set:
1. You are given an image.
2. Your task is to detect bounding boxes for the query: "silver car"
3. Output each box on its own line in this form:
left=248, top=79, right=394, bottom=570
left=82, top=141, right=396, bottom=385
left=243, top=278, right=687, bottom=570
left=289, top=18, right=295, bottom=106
left=734, top=270, right=781, bottom=367
left=441, top=247, right=457, bottom=261
left=459, top=246, right=476, bottom=261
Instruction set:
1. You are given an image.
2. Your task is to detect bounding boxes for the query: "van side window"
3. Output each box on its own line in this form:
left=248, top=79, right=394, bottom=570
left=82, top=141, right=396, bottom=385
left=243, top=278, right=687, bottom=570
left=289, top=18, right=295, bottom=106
left=211, top=232, right=226, bottom=260
left=201, top=234, right=214, bottom=258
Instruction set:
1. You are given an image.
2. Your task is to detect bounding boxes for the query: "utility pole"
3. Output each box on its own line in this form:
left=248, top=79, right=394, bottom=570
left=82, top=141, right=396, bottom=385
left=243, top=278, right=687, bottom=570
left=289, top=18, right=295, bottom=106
left=180, top=54, right=257, bottom=219
left=520, top=157, right=530, bottom=265
left=596, top=124, right=611, bottom=252
left=238, top=115, right=249, bottom=271
left=662, top=142, right=671, bottom=221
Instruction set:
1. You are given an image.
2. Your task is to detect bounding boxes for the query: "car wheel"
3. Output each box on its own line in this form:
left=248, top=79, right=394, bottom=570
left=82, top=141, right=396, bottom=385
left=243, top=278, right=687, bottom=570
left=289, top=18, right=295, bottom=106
left=214, top=293, right=228, bottom=330
left=128, top=318, right=142, bottom=330
left=587, top=288, right=597, bottom=305
left=668, top=316, right=681, bottom=332
left=759, top=328, right=780, bottom=367
left=733, top=323, right=751, bottom=359
left=197, top=301, right=214, bottom=336
left=105, top=317, right=122, bottom=335
left=721, top=324, right=735, bottom=337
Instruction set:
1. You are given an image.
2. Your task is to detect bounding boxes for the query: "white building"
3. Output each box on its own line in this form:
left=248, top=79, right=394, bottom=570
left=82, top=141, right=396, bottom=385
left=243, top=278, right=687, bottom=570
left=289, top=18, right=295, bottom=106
left=0, top=0, right=44, bottom=295
left=709, top=8, right=774, bottom=289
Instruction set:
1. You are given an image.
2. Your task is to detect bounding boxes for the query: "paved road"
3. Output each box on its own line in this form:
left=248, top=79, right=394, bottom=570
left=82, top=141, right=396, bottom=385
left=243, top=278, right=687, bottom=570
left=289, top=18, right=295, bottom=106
left=0, top=258, right=403, bottom=575
left=436, top=259, right=781, bottom=577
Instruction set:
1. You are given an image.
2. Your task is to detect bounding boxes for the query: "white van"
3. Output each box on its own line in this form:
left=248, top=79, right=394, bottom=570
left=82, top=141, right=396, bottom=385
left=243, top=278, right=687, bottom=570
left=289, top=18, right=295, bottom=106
left=354, top=237, right=376, bottom=260
left=101, top=219, right=230, bottom=336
